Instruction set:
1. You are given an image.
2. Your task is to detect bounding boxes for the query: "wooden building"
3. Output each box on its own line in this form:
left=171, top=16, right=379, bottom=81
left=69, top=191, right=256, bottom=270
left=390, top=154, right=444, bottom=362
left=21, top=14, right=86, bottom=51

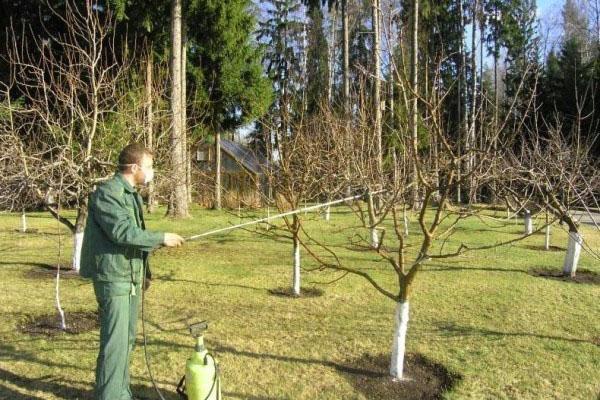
left=193, top=138, right=268, bottom=207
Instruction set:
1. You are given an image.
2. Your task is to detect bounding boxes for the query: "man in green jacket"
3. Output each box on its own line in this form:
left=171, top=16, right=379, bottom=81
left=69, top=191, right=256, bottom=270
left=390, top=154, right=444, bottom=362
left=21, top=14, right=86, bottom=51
left=80, top=143, right=184, bottom=400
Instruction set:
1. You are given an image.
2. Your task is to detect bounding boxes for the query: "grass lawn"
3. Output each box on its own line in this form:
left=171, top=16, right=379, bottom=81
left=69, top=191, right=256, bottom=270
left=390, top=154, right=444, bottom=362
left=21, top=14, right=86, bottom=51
left=0, top=205, right=598, bottom=399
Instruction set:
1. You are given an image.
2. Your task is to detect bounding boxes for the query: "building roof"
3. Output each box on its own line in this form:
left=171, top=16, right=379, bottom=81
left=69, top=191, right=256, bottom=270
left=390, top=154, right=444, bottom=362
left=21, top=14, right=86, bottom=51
left=219, top=139, right=267, bottom=175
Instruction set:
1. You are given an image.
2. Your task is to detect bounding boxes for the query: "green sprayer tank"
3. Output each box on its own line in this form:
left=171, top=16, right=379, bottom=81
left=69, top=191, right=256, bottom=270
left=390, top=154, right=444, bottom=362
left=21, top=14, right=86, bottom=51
left=177, top=321, right=221, bottom=400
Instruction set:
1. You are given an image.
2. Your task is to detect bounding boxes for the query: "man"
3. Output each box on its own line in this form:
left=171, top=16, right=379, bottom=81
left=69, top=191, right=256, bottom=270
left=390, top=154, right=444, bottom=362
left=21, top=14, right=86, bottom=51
left=80, top=143, right=185, bottom=400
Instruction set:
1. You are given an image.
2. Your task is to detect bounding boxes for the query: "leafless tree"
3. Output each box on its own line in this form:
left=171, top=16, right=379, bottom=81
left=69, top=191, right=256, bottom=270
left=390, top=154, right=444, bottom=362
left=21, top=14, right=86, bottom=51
left=0, top=1, right=133, bottom=271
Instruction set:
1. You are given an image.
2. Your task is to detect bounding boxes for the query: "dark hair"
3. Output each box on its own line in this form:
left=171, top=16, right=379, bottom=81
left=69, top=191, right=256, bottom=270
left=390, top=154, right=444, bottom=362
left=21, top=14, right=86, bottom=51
left=118, top=143, right=153, bottom=172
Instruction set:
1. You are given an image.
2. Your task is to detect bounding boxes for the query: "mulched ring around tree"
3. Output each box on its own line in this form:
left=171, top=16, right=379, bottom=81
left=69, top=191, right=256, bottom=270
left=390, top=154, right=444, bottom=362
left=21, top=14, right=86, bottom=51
left=23, top=264, right=81, bottom=280
left=18, top=311, right=99, bottom=336
left=529, top=268, right=600, bottom=285
left=268, top=286, right=324, bottom=298
left=344, top=353, right=460, bottom=400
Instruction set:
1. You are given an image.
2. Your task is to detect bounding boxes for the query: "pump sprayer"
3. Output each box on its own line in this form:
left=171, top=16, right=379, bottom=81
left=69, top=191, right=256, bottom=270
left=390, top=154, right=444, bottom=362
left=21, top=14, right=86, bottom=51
left=176, top=321, right=221, bottom=400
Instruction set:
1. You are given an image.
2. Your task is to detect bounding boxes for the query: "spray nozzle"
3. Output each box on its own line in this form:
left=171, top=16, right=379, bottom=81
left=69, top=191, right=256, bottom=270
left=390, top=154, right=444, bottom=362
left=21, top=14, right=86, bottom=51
left=189, top=321, right=208, bottom=338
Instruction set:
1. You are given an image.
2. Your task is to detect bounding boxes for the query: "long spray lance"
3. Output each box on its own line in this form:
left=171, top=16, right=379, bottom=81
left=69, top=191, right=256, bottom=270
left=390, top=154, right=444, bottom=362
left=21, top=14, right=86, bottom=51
left=184, top=190, right=386, bottom=242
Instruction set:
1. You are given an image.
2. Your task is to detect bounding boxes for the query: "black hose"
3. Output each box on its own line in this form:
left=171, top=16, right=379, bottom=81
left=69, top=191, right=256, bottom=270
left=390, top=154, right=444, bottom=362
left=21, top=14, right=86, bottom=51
left=141, top=265, right=168, bottom=400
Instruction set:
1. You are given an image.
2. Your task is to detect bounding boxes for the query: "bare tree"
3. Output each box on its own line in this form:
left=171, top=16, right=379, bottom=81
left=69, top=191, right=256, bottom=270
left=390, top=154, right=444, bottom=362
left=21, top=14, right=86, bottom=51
left=266, top=50, right=553, bottom=380
left=0, top=1, right=132, bottom=271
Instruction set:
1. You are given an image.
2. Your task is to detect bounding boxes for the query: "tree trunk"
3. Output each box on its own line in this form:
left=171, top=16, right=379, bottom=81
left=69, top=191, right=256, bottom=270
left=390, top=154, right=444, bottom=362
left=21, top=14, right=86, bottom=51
left=145, top=49, right=156, bottom=213
left=342, top=0, right=350, bottom=115
left=410, top=0, right=420, bottom=208
left=327, top=7, right=337, bottom=106
left=168, top=0, right=188, bottom=218
left=524, top=210, right=533, bottom=235
left=390, top=301, right=409, bottom=379
left=467, top=0, right=479, bottom=203
left=55, top=268, right=66, bottom=330
left=563, top=231, right=582, bottom=277
left=181, top=23, right=190, bottom=205
left=544, top=211, right=551, bottom=250
left=457, top=0, right=468, bottom=204
left=71, top=205, right=87, bottom=272
left=372, top=0, right=382, bottom=174
left=292, top=215, right=301, bottom=296
left=214, top=132, right=222, bottom=209
left=20, top=211, right=27, bottom=233
left=368, top=192, right=379, bottom=248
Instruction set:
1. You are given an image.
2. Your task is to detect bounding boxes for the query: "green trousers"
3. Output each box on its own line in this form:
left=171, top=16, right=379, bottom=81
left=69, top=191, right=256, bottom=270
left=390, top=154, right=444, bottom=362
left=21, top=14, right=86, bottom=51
left=93, top=281, right=140, bottom=400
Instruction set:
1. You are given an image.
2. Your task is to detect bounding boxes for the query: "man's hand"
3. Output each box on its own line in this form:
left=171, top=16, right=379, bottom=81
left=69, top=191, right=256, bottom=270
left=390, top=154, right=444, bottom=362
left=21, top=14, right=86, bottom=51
left=163, top=233, right=185, bottom=247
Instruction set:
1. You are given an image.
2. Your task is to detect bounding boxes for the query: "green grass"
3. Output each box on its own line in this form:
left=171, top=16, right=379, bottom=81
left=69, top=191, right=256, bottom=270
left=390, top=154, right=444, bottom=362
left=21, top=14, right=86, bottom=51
left=0, top=205, right=598, bottom=399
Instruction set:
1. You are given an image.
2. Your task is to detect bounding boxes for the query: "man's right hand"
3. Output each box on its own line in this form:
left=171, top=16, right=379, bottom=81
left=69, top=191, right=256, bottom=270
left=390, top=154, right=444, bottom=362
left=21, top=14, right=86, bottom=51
left=163, top=233, right=185, bottom=247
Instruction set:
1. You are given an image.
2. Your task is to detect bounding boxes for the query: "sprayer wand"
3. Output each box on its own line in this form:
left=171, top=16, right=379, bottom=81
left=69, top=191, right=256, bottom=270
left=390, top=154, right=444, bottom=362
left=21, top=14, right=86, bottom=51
left=185, top=190, right=386, bottom=242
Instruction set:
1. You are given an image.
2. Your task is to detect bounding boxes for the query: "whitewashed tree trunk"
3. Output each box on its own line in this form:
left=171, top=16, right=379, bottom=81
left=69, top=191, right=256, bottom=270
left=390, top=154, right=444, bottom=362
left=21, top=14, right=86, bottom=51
left=563, top=231, right=583, bottom=277
left=71, top=231, right=84, bottom=272
left=324, top=202, right=331, bottom=221
left=370, top=227, right=379, bottom=248
left=390, top=301, right=409, bottom=380
left=544, top=225, right=551, bottom=250
left=403, top=209, right=409, bottom=237
left=293, top=232, right=301, bottom=296
left=20, top=212, right=27, bottom=233
left=524, top=210, right=533, bottom=235
left=265, top=206, right=271, bottom=231
left=55, top=267, right=66, bottom=330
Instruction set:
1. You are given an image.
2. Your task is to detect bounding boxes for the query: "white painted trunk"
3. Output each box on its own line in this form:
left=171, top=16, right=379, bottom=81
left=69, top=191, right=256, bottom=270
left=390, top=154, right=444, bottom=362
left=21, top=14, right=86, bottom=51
left=265, top=207, right=270, bottom=231
left=544, top=225, right=551, bottom=250
left=55, top=269, right=66, bottom=330
left=292, top=236, right=301, bottom=296
left=371, top=227, right=379, bottom=248
left=524, top=211, right=533, bottom=235
left=20, top=213, right=27, bottom=233
left=324, top=205, right=331, bottom=221
left=562, top=232, right=583, bottom=277
left=403, top=212, right=409, bottom=237
left=390, top=301, right=409, bottom=380
left=71, top=232, right=84, bottom=272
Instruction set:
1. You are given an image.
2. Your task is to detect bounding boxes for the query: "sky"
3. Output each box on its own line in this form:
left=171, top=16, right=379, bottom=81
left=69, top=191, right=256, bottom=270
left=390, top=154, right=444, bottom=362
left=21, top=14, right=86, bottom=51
left=537, top=0, right=566, bottom=50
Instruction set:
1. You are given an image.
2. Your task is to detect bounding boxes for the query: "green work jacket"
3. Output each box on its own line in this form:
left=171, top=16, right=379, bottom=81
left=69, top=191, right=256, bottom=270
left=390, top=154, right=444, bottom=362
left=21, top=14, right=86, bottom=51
left=80, top=173, right=164, bottom=284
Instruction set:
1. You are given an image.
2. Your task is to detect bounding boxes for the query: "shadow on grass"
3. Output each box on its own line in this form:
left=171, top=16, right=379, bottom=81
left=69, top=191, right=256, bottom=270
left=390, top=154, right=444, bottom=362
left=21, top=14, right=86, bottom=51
left=0, top=366, right=187, bottom=400
left=0, top=261, right=56, bottom=269
left=424, top=264, right=529, bottom=274
left=0, top=228, right=63, bottom=236
left=435, top=322, right=596, bottom=345
left=210, top=341, right=382, bottom=377
left=156, top=273, right=270, bottom=293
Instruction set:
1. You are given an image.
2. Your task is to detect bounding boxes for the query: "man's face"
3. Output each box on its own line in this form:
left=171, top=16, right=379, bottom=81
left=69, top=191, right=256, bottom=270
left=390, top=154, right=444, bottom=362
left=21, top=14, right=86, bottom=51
left=132, top=154, right=154, bottom=186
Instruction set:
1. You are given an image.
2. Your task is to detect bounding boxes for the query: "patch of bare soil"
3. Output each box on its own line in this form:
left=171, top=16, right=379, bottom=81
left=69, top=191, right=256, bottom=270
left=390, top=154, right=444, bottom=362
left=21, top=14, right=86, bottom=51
left=268, top=286, right=324, bottom=298
left=13, top=228, right=39, bottom=234
left=523, top=245, right=565, bottom=252
left=23, top=263, right=81, bottom=280
left=18, top=311, right=98, bottom=336
left=529, top=268, right=600, bottom=285
left=344, top=353, right=460, bottom=400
